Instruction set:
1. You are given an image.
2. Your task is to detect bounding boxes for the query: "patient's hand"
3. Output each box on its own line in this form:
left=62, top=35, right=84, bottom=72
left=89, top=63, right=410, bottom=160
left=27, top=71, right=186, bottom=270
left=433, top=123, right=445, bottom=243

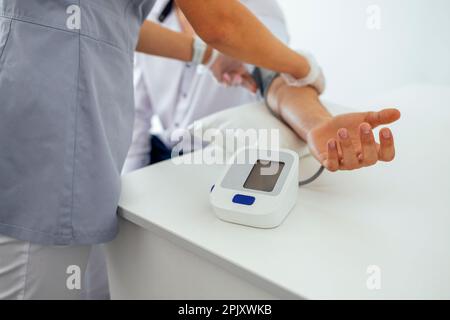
left=208, top=52, right=258, bottom=93
left=307, top=109, right=401, bottom=171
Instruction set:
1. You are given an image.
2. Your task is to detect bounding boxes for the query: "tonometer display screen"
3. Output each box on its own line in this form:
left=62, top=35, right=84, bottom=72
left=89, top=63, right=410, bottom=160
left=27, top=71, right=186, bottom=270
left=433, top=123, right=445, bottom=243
left=244, top=160, right=285, bottom=192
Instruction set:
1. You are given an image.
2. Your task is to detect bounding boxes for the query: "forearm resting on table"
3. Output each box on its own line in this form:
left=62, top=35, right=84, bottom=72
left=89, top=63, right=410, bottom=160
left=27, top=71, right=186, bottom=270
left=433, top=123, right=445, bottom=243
left=267, top=77, right=332, bottom=141
left=266, top=76, right=400, bottom=171
left=136, top=20, right=212, bottom=63
left=176, top=0, right=309, bottom=79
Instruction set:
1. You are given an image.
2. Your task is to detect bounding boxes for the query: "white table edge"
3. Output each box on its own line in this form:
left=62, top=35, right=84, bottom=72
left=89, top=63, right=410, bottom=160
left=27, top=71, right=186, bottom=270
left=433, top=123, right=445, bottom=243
left=118, top=206, right=305, bottom=300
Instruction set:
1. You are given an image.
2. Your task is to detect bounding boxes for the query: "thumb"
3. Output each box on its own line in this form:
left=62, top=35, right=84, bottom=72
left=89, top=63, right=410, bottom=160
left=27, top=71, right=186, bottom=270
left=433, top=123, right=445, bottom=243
left=365, top=108, right=401, bottom=128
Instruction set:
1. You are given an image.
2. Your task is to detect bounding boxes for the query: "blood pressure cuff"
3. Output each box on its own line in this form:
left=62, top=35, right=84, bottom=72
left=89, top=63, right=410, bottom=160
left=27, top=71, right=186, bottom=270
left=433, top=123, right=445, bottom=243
left=252, top=67, right=279, bottom=105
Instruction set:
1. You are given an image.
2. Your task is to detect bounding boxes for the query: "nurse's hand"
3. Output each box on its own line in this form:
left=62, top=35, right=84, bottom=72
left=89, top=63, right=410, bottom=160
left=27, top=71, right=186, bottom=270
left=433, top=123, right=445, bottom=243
left=307, top=109, right=401, bottom=172
left=208, top=52, right=258, bottom=93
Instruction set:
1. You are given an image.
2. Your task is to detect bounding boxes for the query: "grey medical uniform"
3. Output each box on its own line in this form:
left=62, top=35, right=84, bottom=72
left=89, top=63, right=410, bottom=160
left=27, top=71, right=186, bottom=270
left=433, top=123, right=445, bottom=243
left=0, top=0, right=155, bottom=245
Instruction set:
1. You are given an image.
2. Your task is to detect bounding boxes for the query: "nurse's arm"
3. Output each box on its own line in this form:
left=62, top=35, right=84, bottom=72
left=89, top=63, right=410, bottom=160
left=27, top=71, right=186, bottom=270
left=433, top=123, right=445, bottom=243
left=176, top=0, right=310, bottom=79
left=266, top=78, right=401, bottom=172
left=136, top=20, right=258, bottom=91
left=136, top=20, right=212, bottom=64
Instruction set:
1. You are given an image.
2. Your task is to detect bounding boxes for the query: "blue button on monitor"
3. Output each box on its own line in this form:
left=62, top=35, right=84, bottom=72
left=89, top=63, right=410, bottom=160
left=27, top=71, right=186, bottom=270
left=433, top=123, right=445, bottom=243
left=232, top=194, right=256, bottom=206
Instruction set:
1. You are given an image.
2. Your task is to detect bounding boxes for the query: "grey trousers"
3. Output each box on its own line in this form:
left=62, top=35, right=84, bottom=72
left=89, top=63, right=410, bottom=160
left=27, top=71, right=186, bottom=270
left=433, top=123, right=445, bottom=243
left=0, top=234, right=91, bottom=300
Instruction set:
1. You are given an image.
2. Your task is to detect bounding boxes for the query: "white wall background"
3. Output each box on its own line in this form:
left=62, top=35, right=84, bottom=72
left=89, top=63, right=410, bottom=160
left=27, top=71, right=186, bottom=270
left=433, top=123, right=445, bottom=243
left=277, top=0, right=450, bottom=106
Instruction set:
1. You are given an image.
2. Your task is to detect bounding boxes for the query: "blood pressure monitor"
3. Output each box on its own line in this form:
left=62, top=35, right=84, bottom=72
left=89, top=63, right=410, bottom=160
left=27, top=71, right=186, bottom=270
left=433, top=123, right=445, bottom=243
left=210, top=148, right=299, bottom=228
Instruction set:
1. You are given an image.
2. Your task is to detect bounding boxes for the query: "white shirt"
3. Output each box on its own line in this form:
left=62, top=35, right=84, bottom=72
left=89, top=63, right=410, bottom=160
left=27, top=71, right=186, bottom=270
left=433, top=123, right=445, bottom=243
left=123, top=0, right=289, bottom=173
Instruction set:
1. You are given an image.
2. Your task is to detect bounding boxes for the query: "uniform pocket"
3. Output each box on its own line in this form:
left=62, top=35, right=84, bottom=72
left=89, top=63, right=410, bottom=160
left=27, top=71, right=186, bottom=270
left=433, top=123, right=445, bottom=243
left=0, top=16, right=12, bottom=67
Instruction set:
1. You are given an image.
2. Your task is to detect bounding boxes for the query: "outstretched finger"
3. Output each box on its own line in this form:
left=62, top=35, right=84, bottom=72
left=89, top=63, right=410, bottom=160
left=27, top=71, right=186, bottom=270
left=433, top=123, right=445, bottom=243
left=378, top=128, right=395, bottom=162
left=324, top=139, right=340, bottom=172
left=365, top=109, right=401, bottom=128
left=359, top=123, right=378, bottom=167
left=338, top=128, right=360, bottom=170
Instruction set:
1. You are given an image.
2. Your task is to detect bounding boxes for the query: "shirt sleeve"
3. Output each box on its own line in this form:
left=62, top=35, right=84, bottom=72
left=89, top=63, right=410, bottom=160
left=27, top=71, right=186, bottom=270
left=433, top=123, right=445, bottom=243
left=241, top=0, right=287, bottom=99
left=241, top=0, right=290, bottom=44
left=122, top=54, right=154, bottom=174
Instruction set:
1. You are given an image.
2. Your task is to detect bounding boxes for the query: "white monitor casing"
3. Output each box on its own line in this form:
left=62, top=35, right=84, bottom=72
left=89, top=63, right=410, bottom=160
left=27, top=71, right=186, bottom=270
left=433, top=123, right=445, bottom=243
left=210, top=148, right=299, bottom=229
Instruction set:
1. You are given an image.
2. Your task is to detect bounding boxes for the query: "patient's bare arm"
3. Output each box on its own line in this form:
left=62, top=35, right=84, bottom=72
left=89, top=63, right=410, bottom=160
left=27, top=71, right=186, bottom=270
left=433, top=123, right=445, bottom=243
left=266, top=77, right=401, bottom=171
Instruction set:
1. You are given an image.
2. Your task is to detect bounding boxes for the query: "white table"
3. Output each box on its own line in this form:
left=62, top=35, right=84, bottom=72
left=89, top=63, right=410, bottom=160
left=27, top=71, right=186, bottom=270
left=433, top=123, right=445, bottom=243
left=106, top=84, right=450, bottom=299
